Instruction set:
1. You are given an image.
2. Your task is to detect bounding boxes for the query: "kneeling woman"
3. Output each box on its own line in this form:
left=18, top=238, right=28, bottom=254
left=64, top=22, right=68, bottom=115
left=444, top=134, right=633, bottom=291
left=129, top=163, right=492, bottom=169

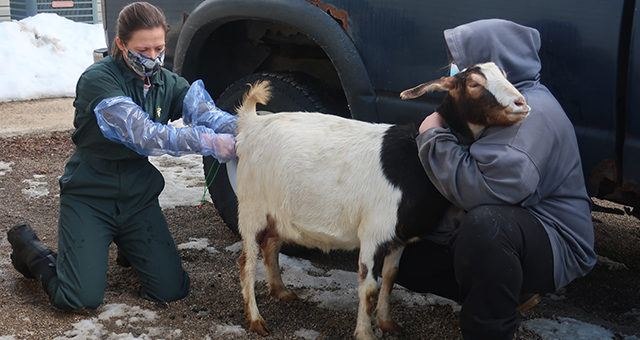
left=8, top=2, right=235, bottom=310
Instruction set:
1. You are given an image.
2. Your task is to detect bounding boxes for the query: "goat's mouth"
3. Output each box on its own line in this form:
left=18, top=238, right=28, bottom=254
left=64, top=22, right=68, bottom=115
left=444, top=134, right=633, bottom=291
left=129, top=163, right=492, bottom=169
left=507, top=111, right=530, bottom=123
left=506, top=105, right=531, bottom=122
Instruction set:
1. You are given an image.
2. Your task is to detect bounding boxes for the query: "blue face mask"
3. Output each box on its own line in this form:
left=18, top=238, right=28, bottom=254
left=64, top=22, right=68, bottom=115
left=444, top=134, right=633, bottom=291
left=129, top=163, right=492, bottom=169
left=449, top=63, right=460, bottom=77
left=125, top=49, right=165, bottom=78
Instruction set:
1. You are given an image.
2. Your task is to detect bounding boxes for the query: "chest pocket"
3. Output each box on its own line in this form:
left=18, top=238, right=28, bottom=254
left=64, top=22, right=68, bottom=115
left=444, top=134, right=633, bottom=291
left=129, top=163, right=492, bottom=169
left=143, top=84, right=172, bottom=124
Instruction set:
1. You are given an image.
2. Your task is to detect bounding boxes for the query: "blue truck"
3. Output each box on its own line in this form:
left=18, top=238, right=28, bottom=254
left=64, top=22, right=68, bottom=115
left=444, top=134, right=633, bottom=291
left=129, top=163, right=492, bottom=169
left=101, top=0, right=640, bottom=233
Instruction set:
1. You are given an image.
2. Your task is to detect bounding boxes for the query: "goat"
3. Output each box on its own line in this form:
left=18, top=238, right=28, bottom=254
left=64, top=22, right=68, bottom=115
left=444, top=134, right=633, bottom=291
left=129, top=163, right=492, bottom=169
left=235, top=62, right=530, bottom=340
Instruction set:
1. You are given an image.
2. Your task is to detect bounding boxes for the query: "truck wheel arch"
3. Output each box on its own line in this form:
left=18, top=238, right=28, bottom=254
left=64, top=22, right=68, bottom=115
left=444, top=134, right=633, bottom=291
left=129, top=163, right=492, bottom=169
left=173, top=0, right=378, bottom=122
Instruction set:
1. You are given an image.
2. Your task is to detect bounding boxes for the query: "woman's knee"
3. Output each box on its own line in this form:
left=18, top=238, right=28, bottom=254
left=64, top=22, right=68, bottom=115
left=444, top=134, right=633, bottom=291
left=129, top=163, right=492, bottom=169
left=141, top=270, right=190, bottom=303
left=49, top=280, right=106, bottom=311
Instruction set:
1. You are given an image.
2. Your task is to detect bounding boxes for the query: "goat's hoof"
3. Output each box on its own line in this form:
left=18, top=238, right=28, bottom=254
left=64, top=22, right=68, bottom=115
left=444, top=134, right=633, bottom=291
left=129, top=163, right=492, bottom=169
left=249, top=318, right=270, bottom=336
left=269, top=286, right=299, bottom=302
left=353, top=327, right=378, bottom=340
left=278, top=289, right=299, bottom=302
left=379, top=319, right=403, bottom=334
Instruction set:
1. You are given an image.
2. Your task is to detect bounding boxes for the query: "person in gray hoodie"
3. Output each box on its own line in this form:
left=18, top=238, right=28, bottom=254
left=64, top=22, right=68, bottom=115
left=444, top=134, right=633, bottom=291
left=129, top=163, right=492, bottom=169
left=395, top=19, right=596, bottom=339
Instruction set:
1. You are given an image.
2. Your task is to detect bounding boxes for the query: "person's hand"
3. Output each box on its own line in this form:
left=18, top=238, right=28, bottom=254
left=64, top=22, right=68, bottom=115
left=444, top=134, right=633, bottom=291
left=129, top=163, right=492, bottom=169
left=419, top=112, right=444, bottom=134
left=203, top=133, right=236, bottom=162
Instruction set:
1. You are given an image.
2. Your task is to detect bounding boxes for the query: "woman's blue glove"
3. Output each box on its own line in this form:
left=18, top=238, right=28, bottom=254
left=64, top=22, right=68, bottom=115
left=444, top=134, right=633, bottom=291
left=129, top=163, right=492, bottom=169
left=94, top=96, right=236, bottom=162
left=182, top=79, right=237, bottom=134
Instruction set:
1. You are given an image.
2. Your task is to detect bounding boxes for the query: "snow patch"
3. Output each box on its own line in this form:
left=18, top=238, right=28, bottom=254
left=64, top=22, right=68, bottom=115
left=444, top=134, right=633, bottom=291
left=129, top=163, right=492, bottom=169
left=213, top=323, right=246, bottom=336
left=0, top=13, right=106, bottom=102
left=22, top=177, right=49, bottom=198
left=98, top=303, right=158, bottom=323
left=0, top=161, right=13, bottom=176
left=295, top=328, right=321, bottom=340
left=225, top=241, right=243, bottom=253
left=150, top=119, right=211, bottom=210
left=177, top=238, right=219, bottom=254
left=255, top=253, right=460, bottom=312
left=523, top=317, right=621, bottom=340
left=45, top=303, right=193, bottom=339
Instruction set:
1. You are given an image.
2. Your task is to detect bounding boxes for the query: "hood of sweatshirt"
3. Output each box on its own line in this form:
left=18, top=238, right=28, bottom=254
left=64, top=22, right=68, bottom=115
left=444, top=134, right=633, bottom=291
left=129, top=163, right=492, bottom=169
left=444, top=19, right=541, bottom=89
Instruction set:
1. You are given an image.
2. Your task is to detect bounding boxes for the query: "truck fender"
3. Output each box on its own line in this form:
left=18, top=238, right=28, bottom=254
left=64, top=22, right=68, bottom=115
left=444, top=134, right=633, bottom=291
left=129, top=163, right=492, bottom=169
left=173, top=0, right=378, bottom=122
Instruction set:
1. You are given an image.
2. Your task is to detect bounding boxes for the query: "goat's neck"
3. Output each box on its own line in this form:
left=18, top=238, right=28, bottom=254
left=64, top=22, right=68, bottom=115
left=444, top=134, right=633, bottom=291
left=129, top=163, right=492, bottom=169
left=438, top=100, right=475, bottom=145
left=467, top=123, right=487, bottom=140
left=444, top=123, right=485, bottom=147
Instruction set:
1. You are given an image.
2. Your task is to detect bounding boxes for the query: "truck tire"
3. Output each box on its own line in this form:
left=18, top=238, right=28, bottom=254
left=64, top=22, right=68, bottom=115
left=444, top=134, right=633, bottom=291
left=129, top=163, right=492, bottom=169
left=203, top=72, right=347, bottom=247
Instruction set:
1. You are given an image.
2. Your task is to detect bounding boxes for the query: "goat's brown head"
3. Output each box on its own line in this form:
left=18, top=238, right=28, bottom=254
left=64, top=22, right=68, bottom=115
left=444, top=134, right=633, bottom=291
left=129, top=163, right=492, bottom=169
left=400, top=62, right=530, bottom=140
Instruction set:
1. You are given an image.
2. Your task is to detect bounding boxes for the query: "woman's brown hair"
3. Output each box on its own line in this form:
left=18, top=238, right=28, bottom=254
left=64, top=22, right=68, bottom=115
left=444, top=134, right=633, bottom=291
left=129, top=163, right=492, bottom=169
left=110, top=2, right=170, bottom=58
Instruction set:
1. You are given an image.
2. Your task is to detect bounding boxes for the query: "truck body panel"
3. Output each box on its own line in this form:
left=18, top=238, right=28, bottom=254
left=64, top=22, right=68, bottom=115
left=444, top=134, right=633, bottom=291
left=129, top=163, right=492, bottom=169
left=101, top=0, right=640, bottom=208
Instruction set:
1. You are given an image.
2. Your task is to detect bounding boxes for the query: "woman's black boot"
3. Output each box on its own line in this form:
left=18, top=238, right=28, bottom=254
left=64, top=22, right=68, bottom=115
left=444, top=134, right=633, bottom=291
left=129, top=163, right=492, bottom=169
left=7, top=222, right=54, bottom=279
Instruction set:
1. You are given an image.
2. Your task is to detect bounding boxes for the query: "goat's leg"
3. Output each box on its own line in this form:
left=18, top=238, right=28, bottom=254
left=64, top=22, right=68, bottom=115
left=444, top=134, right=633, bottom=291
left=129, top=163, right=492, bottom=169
left=239, top=234, right=269, bottom=335
left=376, top=247, right=405, bottom=333
left=353, top=246, right=379, bottom=340
left=261, top=234, right=298, bottom=302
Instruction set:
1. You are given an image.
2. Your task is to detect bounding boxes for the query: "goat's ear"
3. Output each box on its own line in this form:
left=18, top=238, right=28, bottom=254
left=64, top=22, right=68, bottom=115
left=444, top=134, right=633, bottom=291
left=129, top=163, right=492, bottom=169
left=400, top=76, right=455, bottom=100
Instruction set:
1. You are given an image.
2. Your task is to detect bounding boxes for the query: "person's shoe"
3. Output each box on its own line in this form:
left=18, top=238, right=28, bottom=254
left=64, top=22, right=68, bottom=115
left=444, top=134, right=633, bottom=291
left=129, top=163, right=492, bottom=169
left=29, top=252, right=58, bottom=292
left=517, top=293, right=540, bottom=313
left=7, top=222, right=53, bottom=278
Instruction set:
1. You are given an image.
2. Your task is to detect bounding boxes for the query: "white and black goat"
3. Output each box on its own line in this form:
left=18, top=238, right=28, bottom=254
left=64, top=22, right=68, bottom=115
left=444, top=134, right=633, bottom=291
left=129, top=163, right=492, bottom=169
left=235, top=62, right=530, bottom=340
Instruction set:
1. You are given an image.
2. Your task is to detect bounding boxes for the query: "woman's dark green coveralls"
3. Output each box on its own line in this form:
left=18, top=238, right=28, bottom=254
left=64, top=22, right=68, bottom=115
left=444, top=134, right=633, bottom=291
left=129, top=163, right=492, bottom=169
left=48, top=56, right=191, bottom=310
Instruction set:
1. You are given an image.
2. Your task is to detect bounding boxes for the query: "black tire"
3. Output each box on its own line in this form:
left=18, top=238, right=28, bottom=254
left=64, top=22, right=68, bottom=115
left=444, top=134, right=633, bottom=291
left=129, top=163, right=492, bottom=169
left=203, top=72, right=348, bottom=243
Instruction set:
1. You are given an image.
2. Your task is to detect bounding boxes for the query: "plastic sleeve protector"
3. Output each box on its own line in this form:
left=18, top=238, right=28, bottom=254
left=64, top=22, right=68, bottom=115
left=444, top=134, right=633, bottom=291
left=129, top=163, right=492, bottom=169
left=94, top=96, right=235, bottom=162
left=182, top=79, right=237, bottom=133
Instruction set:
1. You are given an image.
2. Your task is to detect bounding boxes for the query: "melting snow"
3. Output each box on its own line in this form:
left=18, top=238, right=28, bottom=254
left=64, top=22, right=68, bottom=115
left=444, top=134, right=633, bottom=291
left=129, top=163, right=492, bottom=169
left=0, top=161, right=13, bottom=176
left=177, top=238, right=219, bottom=254
left=21, top=176, right=49, bottom=198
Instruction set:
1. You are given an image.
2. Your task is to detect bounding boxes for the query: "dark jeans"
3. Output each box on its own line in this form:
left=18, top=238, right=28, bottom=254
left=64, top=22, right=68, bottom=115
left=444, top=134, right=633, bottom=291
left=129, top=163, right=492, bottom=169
left=395, top=205, right=556, bottom=340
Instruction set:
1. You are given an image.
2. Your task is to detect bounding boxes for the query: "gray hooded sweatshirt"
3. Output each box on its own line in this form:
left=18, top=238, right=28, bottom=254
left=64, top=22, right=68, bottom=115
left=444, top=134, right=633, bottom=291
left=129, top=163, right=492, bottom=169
left=417, top=19, right=596, bottom=290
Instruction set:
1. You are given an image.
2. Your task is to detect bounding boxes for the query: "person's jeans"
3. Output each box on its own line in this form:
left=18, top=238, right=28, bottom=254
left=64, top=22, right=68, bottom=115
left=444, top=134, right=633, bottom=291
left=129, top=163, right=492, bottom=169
left=396, top=205, right=556, bottom=340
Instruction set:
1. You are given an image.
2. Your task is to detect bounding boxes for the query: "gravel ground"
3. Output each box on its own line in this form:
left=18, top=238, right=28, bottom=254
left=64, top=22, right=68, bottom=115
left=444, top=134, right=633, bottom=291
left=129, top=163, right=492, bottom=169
left=0, top=100, right=639, bottom=339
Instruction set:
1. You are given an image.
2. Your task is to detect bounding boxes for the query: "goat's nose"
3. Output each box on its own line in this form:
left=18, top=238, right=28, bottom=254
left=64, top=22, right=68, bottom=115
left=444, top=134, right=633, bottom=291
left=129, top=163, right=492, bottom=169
left=514, top=97, right=526, bottom=107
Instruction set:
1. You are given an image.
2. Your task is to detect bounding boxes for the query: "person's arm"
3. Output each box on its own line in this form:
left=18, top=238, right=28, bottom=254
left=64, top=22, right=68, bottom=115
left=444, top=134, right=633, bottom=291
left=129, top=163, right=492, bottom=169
left=417, top=127, right=540, bottom=211
left=94, top=96, right=235, bottom=163
left=419, top=112, right=445, bottom=134
left=182, top=79, right=237, bottom=134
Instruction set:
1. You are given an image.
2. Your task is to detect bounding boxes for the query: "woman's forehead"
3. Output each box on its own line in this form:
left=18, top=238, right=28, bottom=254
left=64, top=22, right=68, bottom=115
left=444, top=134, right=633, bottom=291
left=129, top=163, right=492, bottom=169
left=126, top=27, right=166, bottom=47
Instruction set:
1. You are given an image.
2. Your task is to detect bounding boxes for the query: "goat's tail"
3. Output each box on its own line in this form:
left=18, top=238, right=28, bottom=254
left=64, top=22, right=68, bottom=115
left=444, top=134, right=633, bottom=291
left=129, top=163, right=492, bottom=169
left=236, top=80, right=272, bottom=118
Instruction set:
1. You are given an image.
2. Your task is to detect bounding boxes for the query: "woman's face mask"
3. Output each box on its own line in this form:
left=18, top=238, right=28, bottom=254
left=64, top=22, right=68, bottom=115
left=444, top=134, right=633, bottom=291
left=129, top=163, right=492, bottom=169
left=125, top=49, right=165, bottom=78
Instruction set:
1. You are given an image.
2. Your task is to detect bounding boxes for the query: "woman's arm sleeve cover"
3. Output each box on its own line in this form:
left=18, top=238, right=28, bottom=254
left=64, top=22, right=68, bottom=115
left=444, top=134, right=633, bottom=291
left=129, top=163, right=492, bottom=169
left=94, top=96, right=233, bottom=161
left=182, top=79, right=237, bottom=134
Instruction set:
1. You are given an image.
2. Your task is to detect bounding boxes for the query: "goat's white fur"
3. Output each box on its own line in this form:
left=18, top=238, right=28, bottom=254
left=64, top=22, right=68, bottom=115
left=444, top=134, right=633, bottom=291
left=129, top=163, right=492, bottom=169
left=479, top=63, right=529, bottom=115
left=236, top=82, right=404, bottom=339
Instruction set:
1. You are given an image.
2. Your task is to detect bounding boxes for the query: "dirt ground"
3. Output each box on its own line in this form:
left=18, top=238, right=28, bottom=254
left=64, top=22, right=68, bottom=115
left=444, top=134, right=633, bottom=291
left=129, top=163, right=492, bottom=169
left=0, top=98, right=639, bottom=339
left=0, top=98, right=75, bottom=139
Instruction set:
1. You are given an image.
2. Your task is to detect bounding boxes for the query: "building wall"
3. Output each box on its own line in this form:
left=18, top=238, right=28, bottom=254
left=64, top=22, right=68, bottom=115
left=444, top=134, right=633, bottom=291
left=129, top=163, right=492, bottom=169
left=0, top=0, right=103, bottom=23
left=0, top=0, right=9, bottom=22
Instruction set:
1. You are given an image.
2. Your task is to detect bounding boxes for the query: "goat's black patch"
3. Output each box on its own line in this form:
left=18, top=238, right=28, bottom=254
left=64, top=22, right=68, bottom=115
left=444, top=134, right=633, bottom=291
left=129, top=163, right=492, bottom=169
left=437, top=95, right=475, bottom=141
left=372, top=124, right=452, bottom=276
